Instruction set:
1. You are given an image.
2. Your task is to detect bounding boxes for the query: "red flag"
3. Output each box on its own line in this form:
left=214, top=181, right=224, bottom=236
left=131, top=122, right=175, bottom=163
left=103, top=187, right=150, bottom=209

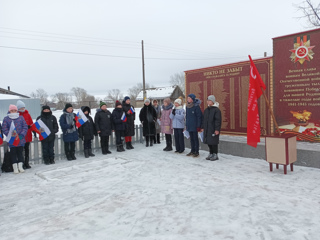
left=247, top=55, right=266, bottom=147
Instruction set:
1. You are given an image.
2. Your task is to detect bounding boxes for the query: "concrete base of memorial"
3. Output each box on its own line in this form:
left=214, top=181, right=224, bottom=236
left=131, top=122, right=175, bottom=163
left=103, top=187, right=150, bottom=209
left=179, top=135, right=320, bottom=169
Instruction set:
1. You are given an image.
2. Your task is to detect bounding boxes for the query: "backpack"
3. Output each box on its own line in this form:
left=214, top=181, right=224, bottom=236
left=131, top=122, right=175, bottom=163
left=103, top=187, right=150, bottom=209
left=1, top=150, right=13, bottom=173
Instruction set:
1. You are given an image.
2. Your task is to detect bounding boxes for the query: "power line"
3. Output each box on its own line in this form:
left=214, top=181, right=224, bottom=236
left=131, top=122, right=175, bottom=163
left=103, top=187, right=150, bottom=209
left=0, top=45, right=250, bottom=60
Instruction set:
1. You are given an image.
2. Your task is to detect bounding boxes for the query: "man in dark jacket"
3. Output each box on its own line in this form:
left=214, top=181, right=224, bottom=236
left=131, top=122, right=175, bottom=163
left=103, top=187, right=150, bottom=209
left=186, top=93, right=203, bottom=157
left=78, top=106, right=97, bottom=158
left=139, top=99, right=157, bottom=147
left=36, top=105, right=59, bottom=164
left=112, top=101, right=126, bottom=152
left=202, top=95, right=221, bottom=161
left=95, top=102, right=113, bottom=155
left=122, top=96, right=135, bottom=150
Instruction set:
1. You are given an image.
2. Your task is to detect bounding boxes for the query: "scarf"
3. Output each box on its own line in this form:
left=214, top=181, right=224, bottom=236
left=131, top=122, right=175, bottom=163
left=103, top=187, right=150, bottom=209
left=8, top=113, right=19, bottom=119
left=175, top=105, right=183, bottom=110
left=186, top=102, right=194, bottom=109
left=65, top=112, right=76, bottom=133
left=162, top=103, right=173, bottom=110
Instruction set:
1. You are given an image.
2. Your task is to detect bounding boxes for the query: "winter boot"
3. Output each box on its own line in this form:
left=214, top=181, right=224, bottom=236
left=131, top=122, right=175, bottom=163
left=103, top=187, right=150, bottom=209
left=106, top=146, right=112, bottom=154
left=102, top=147, right=107, bottom=155
left=146, top=139, right=149, bottom=147
left=71, top=152, right=77, bottom=160
left=18, top=162, right=25, bottom=173
left=206, top=154, right=213, bottom=160
left=193, top=152, right=200, bottom=158
left=12, top=163, right=19, bottom=174
left=117, top=145, right=122, bottom=152
left=66, top=152, right=73, bottom=160
left=157, top=134, right=161, bottom=144
left=88, top=149, right=95, bottom=157
left=163, top=145, right=168, bottom=151
left=154, top=137, right=157, bottom=144
left=84, top=149, right=89, bottom=158
left=44, top=158, right=50, bottom=165
left=186, top=152, right=194, bottom=156
left=128, top=142, right=134, bottom=149
left=25, top=156, right=31, bottom=169
left=126, top=142, right=131, bottom=150
left=210, top=153, right=219, bottom=161
left=49, top=157, right=55, bottom=164
left=150, top=140, right=153, bottom=147
left=120, top=144, right=125, bottom=152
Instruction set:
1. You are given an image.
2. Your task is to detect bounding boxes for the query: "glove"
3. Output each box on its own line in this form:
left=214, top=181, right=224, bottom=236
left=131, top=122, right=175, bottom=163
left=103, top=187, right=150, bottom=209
left=172, top=109, right=176, bottom=115
left=69, top=124, right=74, bottom=129
left=28, top=125, right=31, bottom=129
left=19, top=135, right=24, bottom=140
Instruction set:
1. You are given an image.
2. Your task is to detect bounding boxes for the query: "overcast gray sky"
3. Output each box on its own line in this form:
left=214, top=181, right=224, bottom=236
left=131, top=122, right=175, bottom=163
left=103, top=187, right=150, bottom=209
left=0, top=0, right=314, bottom=97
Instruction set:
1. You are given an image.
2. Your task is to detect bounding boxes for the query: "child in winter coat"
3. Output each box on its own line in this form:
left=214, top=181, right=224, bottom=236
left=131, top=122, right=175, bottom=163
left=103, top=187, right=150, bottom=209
left=112, top=101, right=126, bottom=152
left=202, top=95, right=221, bottom=161
left=169, top=97, right=186, bottom=153
left=152, top=99, right=161, bottom=144
left=95, top=101, right=113, bottom=155
left=186, top=93, right=203, bottom=158
left=139, top=99, right=157, bottom=147
left=122, top=96, right=135, bottom=150
left=161, top=98, right=173, bottom=151
left=17, top=100, right=34, bottom=169
left=59, top=103, right=79, bottom=160
left=78, top=106, right=97, bottom=158
left=36, top=105, right=59, bottom=164
left=2, top=104, right=28, bottom=174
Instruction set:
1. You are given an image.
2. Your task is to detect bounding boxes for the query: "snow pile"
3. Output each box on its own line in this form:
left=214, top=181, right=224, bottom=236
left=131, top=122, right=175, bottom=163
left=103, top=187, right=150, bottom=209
left=0, top=143, right=319, bottom=240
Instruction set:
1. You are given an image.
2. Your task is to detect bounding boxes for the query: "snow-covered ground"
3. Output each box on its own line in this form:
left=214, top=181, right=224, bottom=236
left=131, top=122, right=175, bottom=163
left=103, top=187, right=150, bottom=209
left=1, top=143, right=319, bottom=240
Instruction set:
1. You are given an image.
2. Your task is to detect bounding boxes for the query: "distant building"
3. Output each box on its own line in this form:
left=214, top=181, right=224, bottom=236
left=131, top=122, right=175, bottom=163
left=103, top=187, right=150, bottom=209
left=136, top=86, right=185, bottom=107
left=0, top=87, right=41, bottom=119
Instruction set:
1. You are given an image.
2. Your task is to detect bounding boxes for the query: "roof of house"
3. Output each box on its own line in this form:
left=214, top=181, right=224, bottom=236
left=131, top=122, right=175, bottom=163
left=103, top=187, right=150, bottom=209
left=136, top=86, right=178, bottom=100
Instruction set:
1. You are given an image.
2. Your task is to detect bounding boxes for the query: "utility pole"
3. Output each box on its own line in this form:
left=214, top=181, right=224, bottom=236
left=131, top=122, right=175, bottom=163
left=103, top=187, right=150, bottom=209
left=142, top=40, right=146, bottom=100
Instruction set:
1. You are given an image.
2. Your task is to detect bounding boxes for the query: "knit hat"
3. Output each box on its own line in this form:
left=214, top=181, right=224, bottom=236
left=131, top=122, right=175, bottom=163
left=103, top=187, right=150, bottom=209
left=42, top=105, right=51, bottom=111
left=115, top=100, right=122, bottom=107
left=207, top=95, right=216, bottom=103
left=144, top=98, right=150, bottom=104
left=124, top=96, right=130, bottom=102
left=188, top=94, right=196, bottom=102
left=65, top=103, right=73, bottom=109
left=16, top=100, right=25, bottom=110
left=9, top=104, right=18, bottom=111
left=174, top=98, right=182, bottom=105
left=164, top=98, right=171, bottom=104
left=100, top=101, right=107, bottom=108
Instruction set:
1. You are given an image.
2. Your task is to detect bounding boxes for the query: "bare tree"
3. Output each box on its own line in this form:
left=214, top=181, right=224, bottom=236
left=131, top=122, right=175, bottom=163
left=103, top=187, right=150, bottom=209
left=106, top=89, right=123, bottom=106
left=71, top=87, right=88, bottom=107
left=170, top=72, right=185, bottom=93
left=30, top=88, right=48, bottom=104
left=52, top=92, right=71, bottom=110
left=296, top=0, right=320, bottom=27
left=82, top=94, right=99, bottom=109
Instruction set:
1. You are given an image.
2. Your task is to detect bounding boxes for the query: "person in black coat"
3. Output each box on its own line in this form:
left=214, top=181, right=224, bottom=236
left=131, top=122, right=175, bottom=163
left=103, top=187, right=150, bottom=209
left=36, top=106, right=59, bottom=164
left=202, top=95, right=221, bottom=161
left=122, top=96, right=135, bottom=150
left=95, top=102, right=113, bottom=155
left=78, top=106, right=97, bottom=158
left=59, top=103, right=79, bottom=160
left=112, top=101, right=126, bottom=152
left=139, top=99, right=157, bottom=147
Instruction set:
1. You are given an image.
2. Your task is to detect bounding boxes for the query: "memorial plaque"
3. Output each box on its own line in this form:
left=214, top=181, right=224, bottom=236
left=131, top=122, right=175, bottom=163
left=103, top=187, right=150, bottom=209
left=185, top=58, right=272, bottom=135
left=273, top=29, right=320, bottom=132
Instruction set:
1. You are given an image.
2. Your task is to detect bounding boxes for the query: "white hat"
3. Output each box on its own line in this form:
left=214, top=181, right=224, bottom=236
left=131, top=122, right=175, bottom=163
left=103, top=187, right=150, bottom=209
left=174, top=98, right=182, bottom=105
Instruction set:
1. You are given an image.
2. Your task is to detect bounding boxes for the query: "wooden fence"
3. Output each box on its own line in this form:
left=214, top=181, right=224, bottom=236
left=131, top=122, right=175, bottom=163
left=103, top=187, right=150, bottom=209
left=0, top=125, right=158, bottom=165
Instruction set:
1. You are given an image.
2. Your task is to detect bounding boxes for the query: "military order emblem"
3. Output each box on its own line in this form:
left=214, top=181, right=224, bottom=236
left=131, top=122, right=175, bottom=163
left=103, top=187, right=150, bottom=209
left=289, top=35, right=315, bottom=64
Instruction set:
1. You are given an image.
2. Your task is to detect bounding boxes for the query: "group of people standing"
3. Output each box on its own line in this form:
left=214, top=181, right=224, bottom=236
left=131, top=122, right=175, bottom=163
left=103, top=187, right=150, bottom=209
left=139, top=93, right=222, bottom=161
left=0, top=93, right=222, bottom=174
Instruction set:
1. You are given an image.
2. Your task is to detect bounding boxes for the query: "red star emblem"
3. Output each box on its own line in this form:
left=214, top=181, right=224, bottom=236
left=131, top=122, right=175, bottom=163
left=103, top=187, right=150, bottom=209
left=289, top=39, right=315, bottom=64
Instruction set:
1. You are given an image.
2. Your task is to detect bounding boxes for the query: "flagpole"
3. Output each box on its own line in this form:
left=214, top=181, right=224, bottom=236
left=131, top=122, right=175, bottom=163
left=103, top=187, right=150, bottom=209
left=261, top=88, right=281, bottom=135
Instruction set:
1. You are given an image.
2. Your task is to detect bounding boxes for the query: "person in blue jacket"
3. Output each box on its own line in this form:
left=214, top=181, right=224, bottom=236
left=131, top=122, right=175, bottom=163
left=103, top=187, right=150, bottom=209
left=185, top=93, right=203, bottom=157
left=59, top=103, right=79, bottom=160
left=169, top=97, right=185, bottom=153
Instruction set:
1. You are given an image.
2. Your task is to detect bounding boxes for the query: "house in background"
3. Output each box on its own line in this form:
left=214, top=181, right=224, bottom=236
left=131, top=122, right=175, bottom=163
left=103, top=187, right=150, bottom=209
left=0, top=86, right=41, bottom=119
left=135, top=86, right=185, bottom=108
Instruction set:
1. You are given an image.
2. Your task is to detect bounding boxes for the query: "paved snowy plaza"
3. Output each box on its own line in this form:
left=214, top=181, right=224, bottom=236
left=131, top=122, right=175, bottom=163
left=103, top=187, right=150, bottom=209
left=1, top=143, right=319, bottom=240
